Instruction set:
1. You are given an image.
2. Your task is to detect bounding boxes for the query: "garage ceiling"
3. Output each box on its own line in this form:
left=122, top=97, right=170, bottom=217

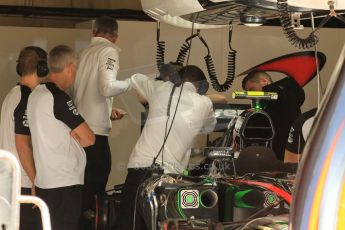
left=0, top=0, right=343, bottom=29
left=0, top=0, right=151, bottom=28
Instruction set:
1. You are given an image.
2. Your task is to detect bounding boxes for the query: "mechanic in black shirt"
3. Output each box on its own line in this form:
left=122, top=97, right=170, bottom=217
left=242, top=70, right=305, bottom=161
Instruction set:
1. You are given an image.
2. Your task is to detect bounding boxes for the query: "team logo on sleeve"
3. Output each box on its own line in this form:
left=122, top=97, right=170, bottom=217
left=22, top=110, right=29, bottom=127
left=288, top=127, right=294, bottom=143
left=106, top=58, right=116, bottom=70
left=67, top=100, right=79, bottom=115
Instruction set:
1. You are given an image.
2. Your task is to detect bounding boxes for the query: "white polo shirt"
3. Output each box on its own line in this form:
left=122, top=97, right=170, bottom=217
left=0, top=85, right=32, bottom=188
left=72, top=37, right=130, bottom=136
left=27, top=83, right=86, bottom=189
left=128, top=74, right=217, bottom=174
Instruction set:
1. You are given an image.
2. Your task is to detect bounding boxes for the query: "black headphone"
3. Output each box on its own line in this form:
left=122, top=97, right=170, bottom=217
left=168, top=65, right=209, bottom=95
left=169, top=69, right=182, bottom=87
left=159, top=64, right=209, bottom=95
left=157, top=63, right=182, bottom=86
left=16, top=46, right=49, bottom=77
left=178, top=65, right=209, bottom=95
left=197, top=80, right=209, bottom=95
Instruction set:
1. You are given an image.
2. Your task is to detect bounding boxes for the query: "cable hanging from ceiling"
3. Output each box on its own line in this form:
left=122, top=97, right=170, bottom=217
left=203, top=23, right=237, bottom=92
left=155, top=20, right=237, bottom=92
left=277, top=0, right=319, bottom=49
left=156, top=21, right=166, bottom=70
left=174, top=23, right=237, bottom=92
left=277, top=0, right=345, bottom=49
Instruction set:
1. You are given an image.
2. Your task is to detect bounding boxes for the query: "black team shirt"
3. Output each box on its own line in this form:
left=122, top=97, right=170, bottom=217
left=263, top=77, right=305, bottom=161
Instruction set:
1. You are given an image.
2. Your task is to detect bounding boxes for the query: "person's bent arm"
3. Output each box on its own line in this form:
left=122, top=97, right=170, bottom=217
left=130, top=73, right=157, bottom=99
left=200, top=99, right=217, bottom=134
left=98, top=47, right=130, bottom=97
left=15, top=134, right=36, bottom=184
left=98, top=76, right=131, bottom=97
left=284, top=149, right=301, bottom=163
left=207, top=94, right=228, bottom=104
left=70, top=122, right=95, bottom=147
left=54, top=91, right=95, bottom=147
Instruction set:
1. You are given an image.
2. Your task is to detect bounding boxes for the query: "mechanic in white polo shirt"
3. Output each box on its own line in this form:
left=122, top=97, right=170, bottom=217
left=0, top=46, right=49, bottom=230
left=27, top=45, right=95, bottom=230
left=116, top=65, right=217, bottom=230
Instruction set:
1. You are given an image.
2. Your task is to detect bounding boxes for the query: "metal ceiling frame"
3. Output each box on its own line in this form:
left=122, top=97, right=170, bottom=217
left=0, top=3, right=343, bottom=28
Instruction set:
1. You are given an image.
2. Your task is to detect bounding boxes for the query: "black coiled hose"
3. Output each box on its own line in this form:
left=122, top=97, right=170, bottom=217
left=156, top=22, right=166, bottom=70
left=277, top=0, right=319, bottom=49
left=156, top=40, right=166, bottom=70
left=175, top=32, right=200, bottom=66
left=227, top=48, right=236, bottom=88
left=174, top=27, right=236, bottom=92
left=204, top=51, right=236, bottom=92
left=204, top=25, right=236, bottom=92
left=175, top=42, right=191, bottom=66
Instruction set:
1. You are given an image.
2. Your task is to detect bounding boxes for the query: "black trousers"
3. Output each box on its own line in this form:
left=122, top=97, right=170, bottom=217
left=36, top=185, right=82, bottom=230
left=20, top=188, right=42, bottom=230
left=115, top=168, right=152, bottom=230
left=80, top=135, right=111, bottom=230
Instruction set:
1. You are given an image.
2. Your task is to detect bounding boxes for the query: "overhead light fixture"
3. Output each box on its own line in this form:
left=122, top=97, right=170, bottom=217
left=240, top=15, right=266, bottom=27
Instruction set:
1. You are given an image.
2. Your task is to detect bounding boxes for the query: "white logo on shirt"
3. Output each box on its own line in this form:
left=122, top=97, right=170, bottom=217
left=288, top=127, right=294, bottom=143
left=22, top=110, right=29, bottom=127
left=67, top=100, right=79, bottom=115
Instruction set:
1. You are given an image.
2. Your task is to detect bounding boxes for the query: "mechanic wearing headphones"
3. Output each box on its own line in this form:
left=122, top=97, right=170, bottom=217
left=138, top=62, right=227, bottom=112
left=0, top=46, right=48, bottom=230
left=116, top=65, right=217, bottom=230
left=27, top=45, right=95, bottom=230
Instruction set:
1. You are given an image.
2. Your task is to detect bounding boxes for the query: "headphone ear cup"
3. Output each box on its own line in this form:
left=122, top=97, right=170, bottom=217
left=198, top=81, right=209, bottom=95
left=169, top=71, right=182, bottom=86
left=16, top=62, right=22, bottom=76
left=36, top=60, right=49, bottom=77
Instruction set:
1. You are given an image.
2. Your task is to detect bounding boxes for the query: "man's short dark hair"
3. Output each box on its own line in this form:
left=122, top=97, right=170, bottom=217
left=93, top=16, right=118, bottom=36
left=157, top=62, right=183, bottom=82
left=242, top=70, right=273, bottom=89
left=17, top=46, right=47, bottom=77
left=178, top=65, right=207, bottom=83
left=178, top=65, right=209, bottom=94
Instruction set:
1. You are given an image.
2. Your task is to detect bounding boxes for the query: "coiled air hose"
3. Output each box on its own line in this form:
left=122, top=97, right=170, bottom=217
left=174, top=25, right=237, bottom=92
left=175, top=43, right=190, bottom=66
left=175, top=32, right=200, bottom=66
left=277, top=0, right=319, bottom=49
left=156, top=22, right=166, bottom=70
left=203, top=25, right=237, bottom=92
